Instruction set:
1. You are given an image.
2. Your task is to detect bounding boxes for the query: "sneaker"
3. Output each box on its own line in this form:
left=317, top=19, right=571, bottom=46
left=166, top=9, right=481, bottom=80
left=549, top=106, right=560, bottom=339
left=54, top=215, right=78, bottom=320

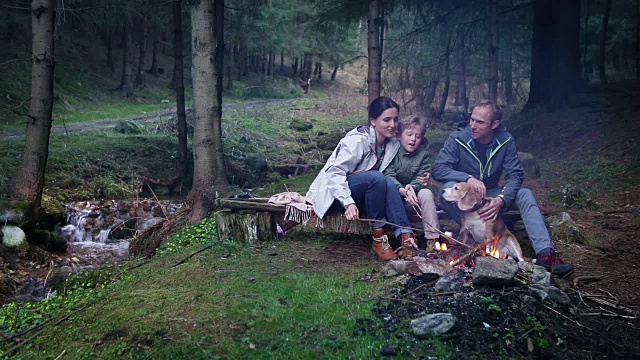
left=535, top=248, right=575, bottom=276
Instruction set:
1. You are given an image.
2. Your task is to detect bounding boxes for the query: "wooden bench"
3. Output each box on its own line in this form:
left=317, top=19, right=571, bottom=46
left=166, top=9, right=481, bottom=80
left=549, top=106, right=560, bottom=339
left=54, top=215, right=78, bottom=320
left=215, top=197, right=522, bottom=243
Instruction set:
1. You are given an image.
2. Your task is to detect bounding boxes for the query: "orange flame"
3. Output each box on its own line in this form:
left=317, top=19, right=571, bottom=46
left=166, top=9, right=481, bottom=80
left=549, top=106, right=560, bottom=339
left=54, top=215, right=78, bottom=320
left=441, top=243, right=448, bottom=251
left=435, top=241, right=441, bottom=250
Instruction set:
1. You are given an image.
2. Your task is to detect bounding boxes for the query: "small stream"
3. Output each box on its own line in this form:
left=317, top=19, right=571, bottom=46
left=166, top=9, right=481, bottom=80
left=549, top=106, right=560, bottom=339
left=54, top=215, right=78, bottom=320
left=9, top=198, right=183, bottom=303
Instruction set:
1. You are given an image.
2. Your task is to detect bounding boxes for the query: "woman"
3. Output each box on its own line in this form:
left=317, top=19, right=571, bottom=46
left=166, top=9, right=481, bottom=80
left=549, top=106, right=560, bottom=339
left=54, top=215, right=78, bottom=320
left=306, top=96, right=418, bottom=260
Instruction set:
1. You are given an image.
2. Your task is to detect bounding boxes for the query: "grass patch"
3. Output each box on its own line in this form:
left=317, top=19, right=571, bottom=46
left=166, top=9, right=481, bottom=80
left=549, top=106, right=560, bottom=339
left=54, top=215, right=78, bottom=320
left=1, top=231, right=398, bottom=359
left=0, top=132, right=180, bottom=203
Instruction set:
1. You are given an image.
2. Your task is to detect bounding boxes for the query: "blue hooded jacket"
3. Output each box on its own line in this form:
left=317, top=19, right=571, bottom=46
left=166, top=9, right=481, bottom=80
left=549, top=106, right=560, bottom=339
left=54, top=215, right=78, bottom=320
left=432, top=122, right=525, bottom=208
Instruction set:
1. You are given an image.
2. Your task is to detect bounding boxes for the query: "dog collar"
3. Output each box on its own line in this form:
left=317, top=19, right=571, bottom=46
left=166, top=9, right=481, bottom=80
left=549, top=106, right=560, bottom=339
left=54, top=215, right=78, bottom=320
left=465, top=198, right=487, bottom=212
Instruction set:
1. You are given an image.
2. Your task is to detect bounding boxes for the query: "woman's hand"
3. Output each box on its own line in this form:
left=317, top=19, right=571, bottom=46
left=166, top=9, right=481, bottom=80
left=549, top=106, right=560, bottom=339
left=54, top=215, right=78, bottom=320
left=344, top=204, right=360, bottom=220
left=404, top=184, right=419, bottom=206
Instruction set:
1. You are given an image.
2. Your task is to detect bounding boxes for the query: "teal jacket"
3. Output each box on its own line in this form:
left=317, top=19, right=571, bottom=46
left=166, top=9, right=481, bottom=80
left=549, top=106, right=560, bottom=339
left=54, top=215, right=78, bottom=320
left=383, top=143, right=432, bottom=193
left=432, top=122, right=524, bottom=208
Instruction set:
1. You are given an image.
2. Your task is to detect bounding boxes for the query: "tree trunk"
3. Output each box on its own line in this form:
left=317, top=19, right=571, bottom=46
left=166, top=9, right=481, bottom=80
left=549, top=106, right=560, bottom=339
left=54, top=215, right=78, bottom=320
left=331, top=64, right=339, bottom=81
left=550, top=0, right=582, bottom=105
left=226, top=44, right=233, bottom=90
left=503, top=0, right=514, bottom=105
left=437, top=74, right=450, bottom=119
left=455, top=28, right=467, bottom=109
left=636, top=0, right=639, bottom=81
left=599, top=0, right=612, bottom=84
left=136, top=21, right=148, bottom=88
left=526, top=0, right=581, bottom=109
left=187, top=0, right=227, bottom=222
left=118, top=25, right=134, bottom=96
left=242, top=46, right=249, bottom=76
left=237, top=44, right=243, bottom=80
left=292, top=56, right=298, bottom=78
left=280, top=51, right=284, bottom=74
left=437, top=48, right=451, bottom=119
left=105, top=28, right=115, bottom=72
left=13, top=0, right=55, bottom=223
left=488, top=0, right=498, bottom=103
left=583, top=0, right=590, bottom=82
left=367, top=0, right=381, bottom=105
left=148, top=25, right=159, bottom=76
left=317, top=62, right=322, bottom=80
left=267, top=51, right=274, bottom=76
left=302, top=52, right=313, bottom=81
left=174, top=0, right=188, bottom=179
left=261, top=48, right=266, bottom=75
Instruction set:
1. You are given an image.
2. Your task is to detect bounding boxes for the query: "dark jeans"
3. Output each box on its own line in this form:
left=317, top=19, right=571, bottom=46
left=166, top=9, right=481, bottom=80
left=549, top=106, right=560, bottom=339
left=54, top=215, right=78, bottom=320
left=331, top=171, right=413, bottom=238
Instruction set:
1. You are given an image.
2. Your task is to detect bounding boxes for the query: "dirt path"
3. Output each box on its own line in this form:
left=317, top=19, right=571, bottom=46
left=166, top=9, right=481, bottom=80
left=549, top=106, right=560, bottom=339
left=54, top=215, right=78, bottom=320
left=0, top=99, right=292, bottom=140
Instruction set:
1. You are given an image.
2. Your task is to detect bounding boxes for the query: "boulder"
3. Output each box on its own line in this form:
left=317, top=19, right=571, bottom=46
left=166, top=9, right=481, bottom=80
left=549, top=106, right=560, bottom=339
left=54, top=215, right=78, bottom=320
left=406, top=259, right=452, bottom=279
left=383, top=260, right=409, bottom=277
left=1, top=225, right=28, bottom=250
left=545, top=286, right=573, bottom=306
left=472, top=257, right=518, bottom=287
left=243, top=155, right=269, bottom=173
left=434, top=269, right=465, bottom=292
left=411, top=313, right=457, bottom=336
left=0, top=206, right=25, bottom=225
left=113, top=120, right=143, bottom=134
left=548, top=212, right=590, bottom=245
left=517, top=152, right=540, bottom=179
left=518, top=262, right=551, bottom=287
left=289, top=119, right=313, bottom=131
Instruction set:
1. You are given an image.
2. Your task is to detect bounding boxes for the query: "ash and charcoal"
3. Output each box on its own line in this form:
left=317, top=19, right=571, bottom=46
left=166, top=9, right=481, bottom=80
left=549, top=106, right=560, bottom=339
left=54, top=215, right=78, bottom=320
left=353, top=255, right=640, bottom=359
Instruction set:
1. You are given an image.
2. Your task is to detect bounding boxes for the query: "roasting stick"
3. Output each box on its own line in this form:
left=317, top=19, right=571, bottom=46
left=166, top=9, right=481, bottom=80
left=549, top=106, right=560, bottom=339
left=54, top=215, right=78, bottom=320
left=406, top=201, right=473, bottom=249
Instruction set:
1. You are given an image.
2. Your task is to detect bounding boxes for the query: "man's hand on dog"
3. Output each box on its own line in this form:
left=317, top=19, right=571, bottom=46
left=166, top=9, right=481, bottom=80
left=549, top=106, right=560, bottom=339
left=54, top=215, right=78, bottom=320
left=467, top=177, right=486, bottom=199
left=344, top=204, right=360, bottom=220
left=478, top=197, right=504, bottom=222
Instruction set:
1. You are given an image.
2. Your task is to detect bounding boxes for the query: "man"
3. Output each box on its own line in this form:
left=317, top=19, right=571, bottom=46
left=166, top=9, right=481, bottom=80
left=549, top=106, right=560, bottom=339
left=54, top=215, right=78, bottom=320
left=432, top=100, right=574, bottom=275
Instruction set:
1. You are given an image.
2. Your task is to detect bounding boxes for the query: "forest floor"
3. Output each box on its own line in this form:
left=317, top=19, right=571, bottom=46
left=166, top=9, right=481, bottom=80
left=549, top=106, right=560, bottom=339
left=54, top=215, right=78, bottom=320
left=2, top=78, right=640, bottom=358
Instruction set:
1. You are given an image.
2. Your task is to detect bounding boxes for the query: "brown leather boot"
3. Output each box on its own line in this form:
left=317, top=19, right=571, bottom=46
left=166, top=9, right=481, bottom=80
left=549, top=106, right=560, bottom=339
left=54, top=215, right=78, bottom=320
left=398, top=233, right=418, bottom=258
left=371, top=228, right=398, bottom=261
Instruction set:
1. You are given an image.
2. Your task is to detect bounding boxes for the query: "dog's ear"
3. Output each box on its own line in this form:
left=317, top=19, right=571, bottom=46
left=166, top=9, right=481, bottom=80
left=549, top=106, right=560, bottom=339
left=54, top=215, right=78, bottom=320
left=457, top=182, right=481, bottom=211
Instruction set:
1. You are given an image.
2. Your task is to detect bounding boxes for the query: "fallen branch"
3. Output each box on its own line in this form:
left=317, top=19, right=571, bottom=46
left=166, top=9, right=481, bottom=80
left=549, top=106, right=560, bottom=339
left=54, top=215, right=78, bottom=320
left=572, top=275, right=601, bottom=289
left=171, top=244, right=215, bottom=267
left=3, top=305, right=88, bottom=356
left=543, top=304, right=591, bottom=330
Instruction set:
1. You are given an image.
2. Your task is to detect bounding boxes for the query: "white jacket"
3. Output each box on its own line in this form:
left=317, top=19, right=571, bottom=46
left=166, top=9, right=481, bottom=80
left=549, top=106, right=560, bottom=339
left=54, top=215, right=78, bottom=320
left=306, top=125, right=400, bottom=219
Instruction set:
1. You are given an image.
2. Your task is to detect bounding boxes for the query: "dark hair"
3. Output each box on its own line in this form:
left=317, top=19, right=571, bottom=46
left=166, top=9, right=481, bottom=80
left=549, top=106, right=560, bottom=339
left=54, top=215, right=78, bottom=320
left=397, top=115, right=428, bottom=138
left=368, top=96, right=400, bottom=120
left=474, top=100, right=502, bottom=122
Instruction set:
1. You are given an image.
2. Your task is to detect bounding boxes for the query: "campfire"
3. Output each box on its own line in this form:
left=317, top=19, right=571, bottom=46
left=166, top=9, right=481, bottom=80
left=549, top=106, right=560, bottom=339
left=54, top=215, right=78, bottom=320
left=409, top=231, right=505, bottom=269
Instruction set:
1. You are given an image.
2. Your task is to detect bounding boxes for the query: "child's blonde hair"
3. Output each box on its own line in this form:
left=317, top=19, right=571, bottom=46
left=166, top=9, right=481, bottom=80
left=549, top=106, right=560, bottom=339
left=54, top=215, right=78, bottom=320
left=397, top=115, right=427, bottom=138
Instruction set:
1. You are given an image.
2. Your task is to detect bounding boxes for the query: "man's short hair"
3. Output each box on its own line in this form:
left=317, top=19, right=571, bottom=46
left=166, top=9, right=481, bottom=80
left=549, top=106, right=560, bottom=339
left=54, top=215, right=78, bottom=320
left=397, top=115, right=427, bottom=138
left=474, top=100, right=502, bottom=122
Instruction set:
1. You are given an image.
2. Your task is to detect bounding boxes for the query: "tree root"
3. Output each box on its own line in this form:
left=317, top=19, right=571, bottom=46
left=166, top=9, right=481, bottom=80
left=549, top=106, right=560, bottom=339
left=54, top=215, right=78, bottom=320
left=129, top=204, right=191, bottom=258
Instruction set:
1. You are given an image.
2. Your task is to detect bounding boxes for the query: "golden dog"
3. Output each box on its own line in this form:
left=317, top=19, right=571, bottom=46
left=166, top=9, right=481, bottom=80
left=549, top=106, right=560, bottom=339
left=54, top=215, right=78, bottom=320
left=442, top=182, right=524, bottom=261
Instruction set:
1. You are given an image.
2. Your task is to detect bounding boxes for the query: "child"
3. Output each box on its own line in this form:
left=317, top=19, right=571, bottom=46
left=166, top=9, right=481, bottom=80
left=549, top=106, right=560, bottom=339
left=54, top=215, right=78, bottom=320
left=383, top=115, right=441, bottom=250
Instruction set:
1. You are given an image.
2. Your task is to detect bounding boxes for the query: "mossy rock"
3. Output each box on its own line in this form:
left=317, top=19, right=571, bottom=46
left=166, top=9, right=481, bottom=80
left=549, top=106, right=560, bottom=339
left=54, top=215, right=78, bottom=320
left=548, top=212, right=592, bottom=245
left=0, top=271, right=17, bottom=302
left=289, top=119, right=313, bottom=131
left=29, top=229, right=67, bottom=252
left=114, top=120, right=143, bottom=134
left=0, top=200, right=28, bottom=225
left=549, top=223, right=591, bottom=245
left=317, top=132, right=344, bottom=151
left=1, top=224, right=28, bottom=251
left=518, top=152, right=540, bottom=179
